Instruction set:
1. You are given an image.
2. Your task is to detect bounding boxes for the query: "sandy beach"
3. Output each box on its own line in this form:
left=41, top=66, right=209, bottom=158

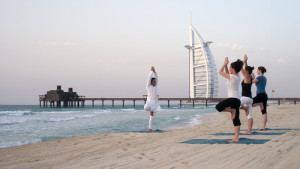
left=0, top=104, right=299, bottom=169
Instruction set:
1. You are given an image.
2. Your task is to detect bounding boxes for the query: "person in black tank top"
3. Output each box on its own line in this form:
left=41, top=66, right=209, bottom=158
left=241, top=77, right=252, bottom=98
left=240, top=55, right=255, bottom=134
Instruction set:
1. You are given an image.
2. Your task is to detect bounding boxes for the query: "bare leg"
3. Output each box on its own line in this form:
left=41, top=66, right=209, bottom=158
left=244, top=118, right=253, bottom=134
left=223, top=108, right=236, bottom=120
left=148, top=111, right=154, bottom=132
left=243, top=106, right=253, bottom=134
left=260, top=114, right=267, bottom=130
left=229, top=126, right=240, bottom=142
left=253, top=102, right=264, bottom=111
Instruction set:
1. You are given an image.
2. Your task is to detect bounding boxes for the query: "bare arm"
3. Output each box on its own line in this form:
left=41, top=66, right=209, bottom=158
left=241, top=68, right=250, bottom=83
left=252, top=73, right=259, bottom=83
left=219, top=57, right=230, bottom=80
left=244, top=54, right=248, bottom=68
left=253, top=78, right=259, bottom=84
left=152, top=67, right=158, bottom=86
left=225, top=63, right=229, bottom=74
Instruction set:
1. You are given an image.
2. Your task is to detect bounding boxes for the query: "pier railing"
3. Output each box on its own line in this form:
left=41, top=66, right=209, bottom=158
left=39, top=97, right=300, bottom=108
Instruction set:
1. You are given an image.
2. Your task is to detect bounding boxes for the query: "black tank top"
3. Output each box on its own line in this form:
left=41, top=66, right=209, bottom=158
left=241, top=76, right=252, bottom=98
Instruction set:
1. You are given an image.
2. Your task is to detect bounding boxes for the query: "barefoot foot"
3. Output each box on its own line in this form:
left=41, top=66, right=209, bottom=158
left=148, top=129, right=153, bottom=132
left=228, top=139, right=239, bottom=143
left=244, top=131, right=252, bottom=135
left=259, top=128, right=266, bottom=131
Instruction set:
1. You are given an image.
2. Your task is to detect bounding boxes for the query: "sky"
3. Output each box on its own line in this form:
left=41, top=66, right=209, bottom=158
left=0, top=0, right=299, bottom=104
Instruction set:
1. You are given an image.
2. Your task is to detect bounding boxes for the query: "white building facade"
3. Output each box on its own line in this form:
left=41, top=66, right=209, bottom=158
left=185, top=25, right=218, bottom=98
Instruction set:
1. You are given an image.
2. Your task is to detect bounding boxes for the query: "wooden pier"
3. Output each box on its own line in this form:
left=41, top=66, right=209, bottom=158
left=39, top=97, right=300, bottom=108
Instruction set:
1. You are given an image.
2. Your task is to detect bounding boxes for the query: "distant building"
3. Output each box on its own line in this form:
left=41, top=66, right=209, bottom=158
left=185, top=25, right=218, bottom=98
left=40, top=85, right=84, bottom=107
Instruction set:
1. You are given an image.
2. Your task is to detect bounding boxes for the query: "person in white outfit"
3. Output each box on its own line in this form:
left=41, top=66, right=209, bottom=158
left=240, top=55, right=255, bottom=134
left=144, top=66, right=161, bottom=132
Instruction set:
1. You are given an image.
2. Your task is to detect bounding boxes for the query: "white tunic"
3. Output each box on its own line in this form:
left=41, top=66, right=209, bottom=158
left=145, top=71, right=161, bottom=112
left=226, top=74, right=241, bottom=99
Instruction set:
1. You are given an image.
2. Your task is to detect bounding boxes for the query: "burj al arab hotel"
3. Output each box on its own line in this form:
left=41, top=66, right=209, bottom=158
left=185, top=25, right=218, bottom=98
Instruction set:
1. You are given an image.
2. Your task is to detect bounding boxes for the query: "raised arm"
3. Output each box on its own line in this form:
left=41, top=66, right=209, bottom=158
left=146, top=71, right=154, bottom=88
left=244, top=54, right=248, bottom=68
left=225, top=62, right=229, bottom=74
left=219, top=57, right=230, bottom=80
left=240, top=68, right=250, bottom=82
left=146, top=66, right=158, bottom=88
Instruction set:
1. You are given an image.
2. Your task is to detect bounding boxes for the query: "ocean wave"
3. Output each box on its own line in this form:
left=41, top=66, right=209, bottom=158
left=0, top=118, right=27, bottom=125
left=0, top=114, right=97, bottom=125
left=187, top=114, right=202, bottom=126
left=43, top=114, right=96, bottom=123
left=0, top=138, right=42, bottom=148
left=173, top=116, right=181, bottom=120
left=0, top=110, right=32, bottom=116
left=35, top=111, right=81, bottom=114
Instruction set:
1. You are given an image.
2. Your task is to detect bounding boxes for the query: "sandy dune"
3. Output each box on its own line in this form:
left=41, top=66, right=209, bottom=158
left=1, top=104, right=299, bottom=169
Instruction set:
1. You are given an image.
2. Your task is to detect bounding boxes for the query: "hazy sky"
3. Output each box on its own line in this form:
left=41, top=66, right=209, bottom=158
left=1, top=0, right=299, bottom=104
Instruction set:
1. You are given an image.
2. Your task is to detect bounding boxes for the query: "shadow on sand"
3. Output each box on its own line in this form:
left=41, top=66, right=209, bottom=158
left=181, top=138, right=270, bottom=144
left=241, top=128, right=300, bottom=131
left=131, top=129, right=167, bottom=133
left=211, top=132, right=286, bottom=136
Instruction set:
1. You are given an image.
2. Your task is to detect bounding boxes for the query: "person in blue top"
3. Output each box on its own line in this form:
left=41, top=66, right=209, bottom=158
left=252, top=66, right=268, bottom=131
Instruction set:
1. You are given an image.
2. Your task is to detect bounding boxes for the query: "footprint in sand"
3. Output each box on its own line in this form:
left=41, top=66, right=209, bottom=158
left=181, top=161, right=191, bottom=165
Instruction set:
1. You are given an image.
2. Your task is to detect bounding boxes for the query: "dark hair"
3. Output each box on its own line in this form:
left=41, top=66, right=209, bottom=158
left=258, top=66, right=267, bottom=74
left=230, top=59, right=243, bottom=73
left=245, top=66, right=255, bottom=74
left=151, top=78, right=156, bottom=83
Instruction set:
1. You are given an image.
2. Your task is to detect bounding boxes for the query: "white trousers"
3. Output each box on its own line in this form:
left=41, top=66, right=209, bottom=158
left=240, top=96, right=253, bottom=119
left=144, top=104, right=156, bottom=129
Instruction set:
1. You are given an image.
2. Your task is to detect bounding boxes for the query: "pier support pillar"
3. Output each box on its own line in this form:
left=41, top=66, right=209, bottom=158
left=43, top=101, right=45, bottom=108
left=40, top=101, right=41, bottom=108
left=180, top=100, right=182, bottom=108
left=278, top=99, right=280, bottom=105
left=92, top=100, right=94, bottom=108
left=294, top=100, right=296, bottom=105
left=112, top=100, right=114, bottom=108
left=77, top=101, right=79, bottom=107
left=122, top=100, right=125, bottom=108
left=205, top=100, right=208, bottom=107
left=133, top=100, right=135, bottom=107
left=193, top=100, right=194, bottom=108
left=168, top=100, right=170, bottom=108
left=102, top=100, right=104, bottom=108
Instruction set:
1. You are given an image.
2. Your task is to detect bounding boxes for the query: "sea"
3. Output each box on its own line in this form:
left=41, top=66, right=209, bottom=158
left=0, top=104, right=217, bottom=148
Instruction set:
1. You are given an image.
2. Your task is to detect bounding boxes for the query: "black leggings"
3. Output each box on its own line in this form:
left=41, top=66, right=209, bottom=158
left=253, top=93, right=268, bottom=114
left=215, top=98, right=241, bottom=126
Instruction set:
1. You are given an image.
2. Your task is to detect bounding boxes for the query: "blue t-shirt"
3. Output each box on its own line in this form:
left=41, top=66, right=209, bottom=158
left=256, top=76, right=267, bottom=94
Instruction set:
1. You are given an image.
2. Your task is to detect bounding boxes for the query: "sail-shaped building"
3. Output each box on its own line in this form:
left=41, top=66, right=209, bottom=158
left=185, top=25, right=218, bottom=98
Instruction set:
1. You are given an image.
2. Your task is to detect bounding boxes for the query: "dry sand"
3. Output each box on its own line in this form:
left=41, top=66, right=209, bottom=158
left=1, top=104, right=300, bottom=169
